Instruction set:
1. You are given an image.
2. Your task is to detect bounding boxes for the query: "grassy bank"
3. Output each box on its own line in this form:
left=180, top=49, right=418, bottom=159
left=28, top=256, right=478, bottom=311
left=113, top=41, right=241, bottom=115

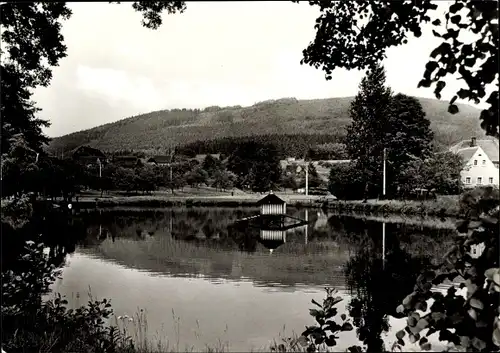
left=319, top=196, right=460, bottom=218
left=69, top=190, right=460, bottom=218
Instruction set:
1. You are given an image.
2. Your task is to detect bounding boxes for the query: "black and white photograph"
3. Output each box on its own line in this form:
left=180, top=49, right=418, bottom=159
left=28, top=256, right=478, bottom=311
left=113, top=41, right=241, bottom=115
left=1, top=1, right=499, bottom=352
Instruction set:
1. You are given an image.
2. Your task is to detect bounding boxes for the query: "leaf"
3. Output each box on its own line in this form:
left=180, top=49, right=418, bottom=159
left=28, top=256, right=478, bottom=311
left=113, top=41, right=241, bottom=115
left=468, top=308, right=477, bottom=321
left=396, top=304, right=405, bottom=314
left=449, top=2, right=464, bottom=13
left=432, top=29, right=442, bottom=37
left=415, top=301, right=428, bottom=312
left=341, top=314, right=346, bottom=321
left=450, top=15, right=461, bottom=25
left=297, top=336, right=308, bottom=347
left=325, top=337, right=337, bottom=347
left=494, top=272, right=500, bottom=286
left=341, top=322, right=353, bottom=332
left=421, top=342, right=432, bottom=351
left=311, top=299, right=322, bottom=308
left=485, top=268, right=500, bottom=281
left=407, top=316, right=418, bottom=327
left=472, top=337, right=486, bottom=351
left=493, top=327, right=500, bottom=347
left=417, top=318, right=429, bottom=330
left=418, top=79, right=432, bottom=88
left=309, top=309, right=322, bottom=318
left=396, top=330, right=406, bottom=340
left=430, top=43, right=451, bottom=58
left=432, top=19, right=441, bottom=26
left=448, top=104, right=459, bottom=114
left=464, top=58, right=475, bottom=67
left=470, top=298, right=484, bottom=310
left=425, top=61, right=439, bottom=72
left=348, top=346, right=363, bottom=353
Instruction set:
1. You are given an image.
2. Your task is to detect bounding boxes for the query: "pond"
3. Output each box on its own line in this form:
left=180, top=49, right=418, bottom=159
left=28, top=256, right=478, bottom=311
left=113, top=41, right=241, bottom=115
left=46, top=207, right=457, bottom=352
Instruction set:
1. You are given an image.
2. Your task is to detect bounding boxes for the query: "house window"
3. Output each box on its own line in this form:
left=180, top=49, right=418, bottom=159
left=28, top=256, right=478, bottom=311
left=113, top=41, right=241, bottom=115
left=482, top=160, right=486, bottom=165
left=477, top=177, right=482, bottom=185
left=466, top=177, right=471, bottom=184
left=474, top=160, right=478, bottom=166
left=489, top=177, right=494, bottom=184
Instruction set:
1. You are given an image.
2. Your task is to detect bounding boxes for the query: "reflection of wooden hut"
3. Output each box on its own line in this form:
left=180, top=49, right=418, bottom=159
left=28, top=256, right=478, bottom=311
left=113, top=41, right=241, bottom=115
left=257, top=192, right=286, bottom=215
left=259, top=229, right=286, bottom=254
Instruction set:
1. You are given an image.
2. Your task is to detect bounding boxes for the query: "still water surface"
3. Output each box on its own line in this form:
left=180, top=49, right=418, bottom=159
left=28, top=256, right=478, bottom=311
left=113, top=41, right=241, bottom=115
left=48, top=207, right=456, bottom=351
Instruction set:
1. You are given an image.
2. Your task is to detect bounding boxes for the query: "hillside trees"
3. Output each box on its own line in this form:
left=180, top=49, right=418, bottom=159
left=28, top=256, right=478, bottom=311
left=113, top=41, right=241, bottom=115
left=297, top=0, right=499, bottom=138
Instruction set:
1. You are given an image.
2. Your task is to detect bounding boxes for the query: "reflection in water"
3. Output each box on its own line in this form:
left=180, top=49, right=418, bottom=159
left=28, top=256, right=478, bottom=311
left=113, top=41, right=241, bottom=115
left=38, top=207, right=456, bottom=351
left=344, top=221, right=436, bottom=352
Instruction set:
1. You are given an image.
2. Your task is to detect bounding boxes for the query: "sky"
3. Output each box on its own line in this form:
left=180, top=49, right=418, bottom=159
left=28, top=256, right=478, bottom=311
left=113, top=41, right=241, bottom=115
left=31, top=1, right=492, bottom=138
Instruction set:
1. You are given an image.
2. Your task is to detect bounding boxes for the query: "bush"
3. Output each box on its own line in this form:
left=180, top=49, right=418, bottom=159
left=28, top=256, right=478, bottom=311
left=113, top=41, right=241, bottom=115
left=328, top=163, right=365, bottom=200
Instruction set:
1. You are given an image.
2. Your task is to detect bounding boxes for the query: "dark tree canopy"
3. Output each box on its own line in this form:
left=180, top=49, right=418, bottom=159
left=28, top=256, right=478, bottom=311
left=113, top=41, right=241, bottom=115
left=345, top=65, right=393, bottom=197
left=227, top=141, right=282, bottom=192
left=297, top=0, right=499, bottom=137
left=342, top=65, right=434, bottom=197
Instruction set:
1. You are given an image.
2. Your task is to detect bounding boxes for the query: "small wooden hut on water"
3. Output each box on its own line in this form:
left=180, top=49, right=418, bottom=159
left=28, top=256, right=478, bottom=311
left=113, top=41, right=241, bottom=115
left=257, top=192, right=286, bottom=215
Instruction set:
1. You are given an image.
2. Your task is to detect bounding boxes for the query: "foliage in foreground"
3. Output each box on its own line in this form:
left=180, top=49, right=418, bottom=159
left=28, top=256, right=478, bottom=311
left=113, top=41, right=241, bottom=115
left=393, top=186, right=499, bottom=352
left=279, top=187, right=499, bottom=352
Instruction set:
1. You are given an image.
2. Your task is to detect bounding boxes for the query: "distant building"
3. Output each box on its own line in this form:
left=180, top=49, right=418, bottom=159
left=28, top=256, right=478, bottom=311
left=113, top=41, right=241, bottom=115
left=71, top=146, right=107, bottom=168
left=147, top=155, right=172, bottom=166
left=257, top=192, right=286, bottom=215
left=194, top=154, right=221, bottom=163
left=449, top=137, right=499, bottom=188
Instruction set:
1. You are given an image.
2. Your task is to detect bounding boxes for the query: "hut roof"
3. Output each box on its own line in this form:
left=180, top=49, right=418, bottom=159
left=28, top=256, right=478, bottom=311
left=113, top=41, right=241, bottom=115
left=257, top=193, right=286, bottom=205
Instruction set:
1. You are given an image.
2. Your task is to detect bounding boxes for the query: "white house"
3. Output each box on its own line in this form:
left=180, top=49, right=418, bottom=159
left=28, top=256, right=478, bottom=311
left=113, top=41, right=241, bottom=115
left=449, top=137, right=499, bottom=188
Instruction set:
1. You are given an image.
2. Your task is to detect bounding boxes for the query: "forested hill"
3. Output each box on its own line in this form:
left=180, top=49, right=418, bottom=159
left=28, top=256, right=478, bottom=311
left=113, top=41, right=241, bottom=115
left=47, top=96, right=485, bottom=156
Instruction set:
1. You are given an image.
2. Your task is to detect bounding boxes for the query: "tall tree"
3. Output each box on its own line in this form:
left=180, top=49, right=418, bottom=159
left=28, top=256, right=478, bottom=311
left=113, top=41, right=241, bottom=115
left=346, top=65, right=393, bottom=198
left=296, top=0, right=499, bottom=138
left=386, top=94, right=434, bottom=195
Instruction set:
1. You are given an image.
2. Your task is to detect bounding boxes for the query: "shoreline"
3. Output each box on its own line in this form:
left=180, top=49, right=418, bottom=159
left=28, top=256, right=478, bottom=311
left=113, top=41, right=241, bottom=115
left=66, top=193, right=460, bottom=218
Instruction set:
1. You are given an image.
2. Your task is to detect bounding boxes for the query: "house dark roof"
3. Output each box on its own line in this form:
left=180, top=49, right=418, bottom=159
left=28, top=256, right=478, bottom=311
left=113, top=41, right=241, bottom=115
left=450, top=138, right=499, bottom=163
left=147, top=155, right=172, bottom=164
left=256, top=193, right=286, bottom=205
left=456, top=147, right=479, bottom=163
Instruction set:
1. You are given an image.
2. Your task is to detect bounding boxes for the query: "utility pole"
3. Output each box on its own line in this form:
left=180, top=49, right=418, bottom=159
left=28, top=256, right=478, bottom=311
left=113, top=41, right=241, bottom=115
left=382, top=147, right=387, bottom=197
left=169, top=147, right=174, bottom=184
left=305, top=163, right=309, bottom=196
left=382, top=221, right=386, bottom=270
